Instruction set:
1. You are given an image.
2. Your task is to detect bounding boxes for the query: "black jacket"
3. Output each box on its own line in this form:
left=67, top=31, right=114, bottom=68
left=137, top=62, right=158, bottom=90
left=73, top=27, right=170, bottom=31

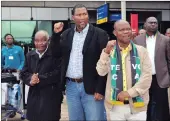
left=50, top=24, right=108, bottom=95
left=20, top=49, right=62, bottom=121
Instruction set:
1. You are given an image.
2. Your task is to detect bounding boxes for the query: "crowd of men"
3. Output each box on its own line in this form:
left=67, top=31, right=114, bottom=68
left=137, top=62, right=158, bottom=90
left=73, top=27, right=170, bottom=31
left=1, top=4, right=170, bottom=121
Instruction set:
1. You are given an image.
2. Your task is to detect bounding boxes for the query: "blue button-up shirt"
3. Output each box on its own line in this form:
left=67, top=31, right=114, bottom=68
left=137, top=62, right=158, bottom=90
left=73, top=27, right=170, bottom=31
left=1, top=45, right=25, bottom=70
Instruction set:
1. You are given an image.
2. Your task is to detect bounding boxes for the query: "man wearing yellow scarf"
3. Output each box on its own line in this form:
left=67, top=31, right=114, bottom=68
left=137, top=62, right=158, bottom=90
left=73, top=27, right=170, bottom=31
left=96, top=20, right=152, bottom=121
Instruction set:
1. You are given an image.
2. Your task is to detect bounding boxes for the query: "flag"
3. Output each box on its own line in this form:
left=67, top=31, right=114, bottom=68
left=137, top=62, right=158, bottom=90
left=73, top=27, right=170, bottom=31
left=131, top=14, right=138, bottom=34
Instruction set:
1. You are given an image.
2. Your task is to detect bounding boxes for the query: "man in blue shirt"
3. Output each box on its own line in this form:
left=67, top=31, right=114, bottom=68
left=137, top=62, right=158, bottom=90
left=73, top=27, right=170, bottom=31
left=1, top=33, right=25, bottom=71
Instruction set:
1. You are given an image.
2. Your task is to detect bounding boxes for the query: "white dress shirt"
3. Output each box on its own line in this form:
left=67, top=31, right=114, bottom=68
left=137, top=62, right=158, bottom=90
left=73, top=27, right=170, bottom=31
left=66, top=24, right=89, bottom=78
left=146, top=35, right=156, bottom=75
left=35, top=46, right=48, bottom=59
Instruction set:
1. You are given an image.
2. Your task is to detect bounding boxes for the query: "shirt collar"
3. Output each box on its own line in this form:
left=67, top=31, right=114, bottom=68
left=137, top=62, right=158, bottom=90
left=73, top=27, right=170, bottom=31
left=146, top=31, right=157, bottom=38
left=119, top=43, right=132, bottom=54
left=6, top=45, right=15, bottom=49
left=74, top=23, right=89, bottom=34
left=36, top=46, right=48, bottom=58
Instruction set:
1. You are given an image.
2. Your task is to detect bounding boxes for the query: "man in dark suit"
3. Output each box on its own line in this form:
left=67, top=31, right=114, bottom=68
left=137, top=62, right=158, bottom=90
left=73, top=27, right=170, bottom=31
left=20, top=30, right=62, bottom=121
left=134, top=17, right=170, bottom=121
left=49, top=4, right=108, bottom=121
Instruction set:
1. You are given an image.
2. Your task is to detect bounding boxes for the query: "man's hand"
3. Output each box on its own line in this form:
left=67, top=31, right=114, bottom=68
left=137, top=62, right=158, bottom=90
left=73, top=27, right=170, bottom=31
left=30, top=73, right=40, bottom=86
left=105, top=40, right=116, bottom=54
left=54, top=22, right=64, bottom=33
left=117, top=91, right=130, bottom=102
left=94, top=93, right=104, bottom=101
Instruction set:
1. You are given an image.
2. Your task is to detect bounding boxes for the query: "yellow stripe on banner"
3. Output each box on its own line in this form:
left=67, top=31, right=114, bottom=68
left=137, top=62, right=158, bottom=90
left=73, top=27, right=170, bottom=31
left=133, top=102, right=145, bottom=108
left=110, top=100, right=124, bottom=105
left=97, top=17, right=108, bottom=24
left=110, top=88, right=113, bottom=100
left=110, top=101, right=145, bottom=107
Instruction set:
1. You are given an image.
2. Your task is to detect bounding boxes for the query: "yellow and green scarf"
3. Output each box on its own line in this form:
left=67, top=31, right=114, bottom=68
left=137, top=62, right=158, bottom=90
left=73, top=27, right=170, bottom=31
left=110, top=41, right=144, bottom=108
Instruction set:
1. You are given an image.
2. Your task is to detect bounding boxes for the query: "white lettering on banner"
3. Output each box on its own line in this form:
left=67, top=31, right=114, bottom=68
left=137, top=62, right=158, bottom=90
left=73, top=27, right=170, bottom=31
left=112, top=74, right=117, bottom=80
left=132, top=64, right=140, bottom=69
left=116, top=65, right=120, bottom=70
left=111, top=65, right=120, bottom=70
left=135, top=74, right=140, bottom=80
left=111, top=65, right=114, bottom=70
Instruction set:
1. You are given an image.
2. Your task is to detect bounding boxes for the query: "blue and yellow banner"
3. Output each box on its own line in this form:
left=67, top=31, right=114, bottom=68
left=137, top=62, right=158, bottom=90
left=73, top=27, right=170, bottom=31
left=96, top=3, right=109, bottom=24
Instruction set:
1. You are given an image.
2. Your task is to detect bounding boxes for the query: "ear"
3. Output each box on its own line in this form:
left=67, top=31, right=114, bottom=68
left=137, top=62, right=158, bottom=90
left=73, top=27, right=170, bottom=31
left=113, top=30, right=117, bottom=37
left=144, top=22, right=146, bottom=29
left=72, top=15, right=74, bottom=21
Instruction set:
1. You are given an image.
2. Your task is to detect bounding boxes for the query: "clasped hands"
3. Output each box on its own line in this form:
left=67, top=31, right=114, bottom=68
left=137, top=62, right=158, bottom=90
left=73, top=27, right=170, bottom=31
left=30, top=73, right=40, bottom=86
left=117, top=91, right=131, bottom=102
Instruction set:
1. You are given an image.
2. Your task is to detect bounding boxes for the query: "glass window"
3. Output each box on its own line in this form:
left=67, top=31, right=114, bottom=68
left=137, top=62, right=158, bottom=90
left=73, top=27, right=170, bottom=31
left=38, top=21, right=52, bottom=36
left=10, top=21, right=36, bottom=44
left=1, top=21, right=10, bottom=39
left=11, top=21, right=36, bottom=38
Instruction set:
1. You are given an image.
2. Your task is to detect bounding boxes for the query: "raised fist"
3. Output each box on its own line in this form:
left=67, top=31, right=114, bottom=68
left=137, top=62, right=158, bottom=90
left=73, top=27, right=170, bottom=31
left=105, top=40, right=116, bottom=54
left=54, top=22, right=64, bottom=33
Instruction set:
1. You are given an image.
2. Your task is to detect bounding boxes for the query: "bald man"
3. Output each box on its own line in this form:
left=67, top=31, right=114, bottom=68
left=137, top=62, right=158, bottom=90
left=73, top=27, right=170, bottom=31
left=167, top=28, right=170, bottom=114
left=139, top=29, right=146, bottom=35
left=96, top=20, right=152, bottom=121
left=134, top=17, right=170, bottom=121
left=20, top=30, right=62, bottom=121
left=166, top=28, right=170, bottom=37
left=165, top=28, right=170, bottom=112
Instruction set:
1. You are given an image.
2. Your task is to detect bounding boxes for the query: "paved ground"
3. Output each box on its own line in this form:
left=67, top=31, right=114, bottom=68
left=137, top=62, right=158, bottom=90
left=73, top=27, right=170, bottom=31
left=1, top=96, right=69, bottom=121
left=2, top=93, right=170, bottom=121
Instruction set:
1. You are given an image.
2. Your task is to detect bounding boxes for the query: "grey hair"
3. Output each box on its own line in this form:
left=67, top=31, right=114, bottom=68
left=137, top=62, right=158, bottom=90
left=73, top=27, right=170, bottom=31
left=35, top=30, right=49, bottom=41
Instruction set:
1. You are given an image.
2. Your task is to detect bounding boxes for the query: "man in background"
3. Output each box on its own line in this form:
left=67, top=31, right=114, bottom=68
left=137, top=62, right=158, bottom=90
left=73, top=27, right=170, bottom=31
left=1, top=33, right=25, bottom=71
left=134, top=17, right=170, bottom=121
left=165, top=28, right=170, bottom=37
left=1, top=33, right=25, bottom=118
left=139, top=29, right=146, bottom=35
left=165, top=28, right=170, bottom=114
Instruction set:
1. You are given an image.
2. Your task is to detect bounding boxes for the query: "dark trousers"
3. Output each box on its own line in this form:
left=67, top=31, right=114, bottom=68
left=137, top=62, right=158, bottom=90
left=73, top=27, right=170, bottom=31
left=147, top=75, right=170, bottom=121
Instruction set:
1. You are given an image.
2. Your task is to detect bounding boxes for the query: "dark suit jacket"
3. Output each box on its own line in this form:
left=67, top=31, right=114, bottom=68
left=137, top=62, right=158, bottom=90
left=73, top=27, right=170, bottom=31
left=134, top=32, right=170, bottom=88
left=50, top=24, right=108, bottom=95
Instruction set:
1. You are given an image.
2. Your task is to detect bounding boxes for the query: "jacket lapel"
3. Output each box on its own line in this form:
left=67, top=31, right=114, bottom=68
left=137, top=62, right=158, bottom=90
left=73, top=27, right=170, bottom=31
left=141, top=34, right=147, bottom=48
left=82, top=24, right=94, bottom=54
left=68, top=28, right=74, bottom=51
left=154, top=32, right=162, bottom=58
left=30, top=51, right=39, bottom=73
left=41, top=49, right=52, bottom=59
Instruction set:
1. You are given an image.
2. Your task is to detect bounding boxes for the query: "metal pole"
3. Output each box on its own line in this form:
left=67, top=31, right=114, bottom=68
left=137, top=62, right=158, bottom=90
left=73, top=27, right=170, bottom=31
left=121, top=1, right=126, bottom=20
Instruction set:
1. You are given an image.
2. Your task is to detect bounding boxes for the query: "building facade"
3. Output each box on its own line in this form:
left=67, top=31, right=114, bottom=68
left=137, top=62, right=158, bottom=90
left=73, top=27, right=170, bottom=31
left=1, top=1, right=170, bottom=49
